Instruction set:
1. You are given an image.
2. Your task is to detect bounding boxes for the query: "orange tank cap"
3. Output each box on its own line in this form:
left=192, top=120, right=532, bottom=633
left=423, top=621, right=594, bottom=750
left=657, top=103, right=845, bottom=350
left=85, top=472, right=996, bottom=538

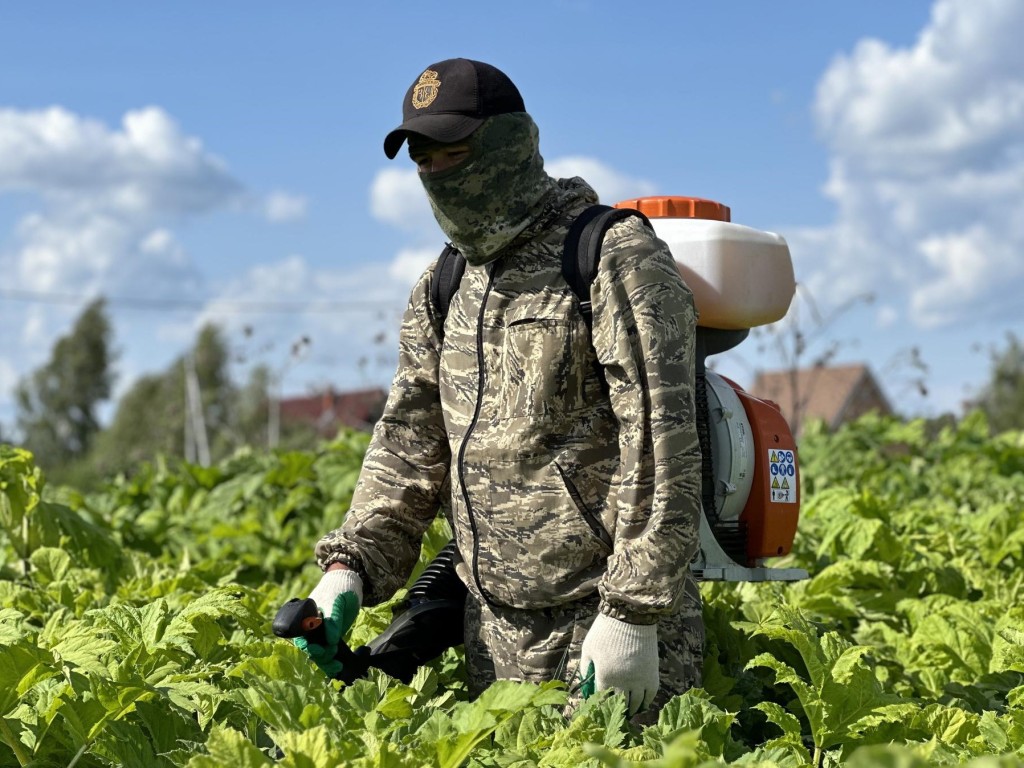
left=614, top=196, right=731, bottom=222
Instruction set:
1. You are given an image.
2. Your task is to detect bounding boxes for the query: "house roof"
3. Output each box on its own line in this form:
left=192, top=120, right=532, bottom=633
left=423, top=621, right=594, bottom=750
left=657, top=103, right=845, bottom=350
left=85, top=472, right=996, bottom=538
left=748, top=363, right=891, bottom=431
left=279, top=387, right=387, bottom=433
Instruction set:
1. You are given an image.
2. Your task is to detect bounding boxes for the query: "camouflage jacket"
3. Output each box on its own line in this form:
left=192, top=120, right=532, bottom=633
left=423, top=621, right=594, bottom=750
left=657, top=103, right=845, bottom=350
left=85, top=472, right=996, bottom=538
left=316, top=179, right=702, bottom=625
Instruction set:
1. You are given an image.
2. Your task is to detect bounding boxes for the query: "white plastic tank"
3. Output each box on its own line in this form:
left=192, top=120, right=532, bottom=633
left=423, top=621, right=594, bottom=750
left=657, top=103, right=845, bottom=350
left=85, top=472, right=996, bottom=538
left=614, top=196, right=795, bottom=330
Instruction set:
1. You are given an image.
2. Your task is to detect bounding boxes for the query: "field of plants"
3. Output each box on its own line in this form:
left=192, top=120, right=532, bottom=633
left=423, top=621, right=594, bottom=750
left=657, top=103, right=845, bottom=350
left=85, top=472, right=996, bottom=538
left=2, top=412, right=1024, bottom=767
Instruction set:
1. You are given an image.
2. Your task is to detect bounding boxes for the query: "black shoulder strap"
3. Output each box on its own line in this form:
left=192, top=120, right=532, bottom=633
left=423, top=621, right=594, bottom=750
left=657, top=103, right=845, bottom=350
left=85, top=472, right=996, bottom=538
left=562, top=205, right=652, bottom=330
left=430, top=243, right=466, bottom=329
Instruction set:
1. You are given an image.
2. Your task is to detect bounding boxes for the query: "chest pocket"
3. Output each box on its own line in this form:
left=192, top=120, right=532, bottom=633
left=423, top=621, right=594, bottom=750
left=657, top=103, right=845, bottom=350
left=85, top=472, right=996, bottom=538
left=499, top=308, right=588, bottom=421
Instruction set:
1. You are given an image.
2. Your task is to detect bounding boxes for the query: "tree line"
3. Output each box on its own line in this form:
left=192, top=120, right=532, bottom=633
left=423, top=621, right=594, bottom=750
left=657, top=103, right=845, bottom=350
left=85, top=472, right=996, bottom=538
left=4, top=298, right=1023, bottom=489
left=8, top=299, right=318, bottom=489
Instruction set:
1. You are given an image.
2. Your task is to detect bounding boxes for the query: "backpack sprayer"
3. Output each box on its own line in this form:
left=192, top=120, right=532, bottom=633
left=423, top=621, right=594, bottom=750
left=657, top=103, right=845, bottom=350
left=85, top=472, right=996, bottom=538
left=632, top=196, right=806, bottom=582
left=275, top=195, right=807, bottom=681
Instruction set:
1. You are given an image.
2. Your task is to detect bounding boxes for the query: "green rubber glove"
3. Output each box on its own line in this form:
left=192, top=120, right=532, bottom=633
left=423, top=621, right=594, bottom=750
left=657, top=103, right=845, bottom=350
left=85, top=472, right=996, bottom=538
left=293, top=569, right=363, bottom=678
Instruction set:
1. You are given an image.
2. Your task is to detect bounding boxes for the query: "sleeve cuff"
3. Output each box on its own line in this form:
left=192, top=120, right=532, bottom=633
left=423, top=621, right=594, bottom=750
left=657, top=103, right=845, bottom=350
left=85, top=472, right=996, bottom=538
left=598, top=601, right=661, bottom=626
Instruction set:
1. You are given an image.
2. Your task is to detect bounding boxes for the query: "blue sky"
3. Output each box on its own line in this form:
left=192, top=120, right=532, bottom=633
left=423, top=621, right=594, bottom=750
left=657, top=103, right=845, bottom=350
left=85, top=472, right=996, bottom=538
left=1, top=0, right=1022, bottom=431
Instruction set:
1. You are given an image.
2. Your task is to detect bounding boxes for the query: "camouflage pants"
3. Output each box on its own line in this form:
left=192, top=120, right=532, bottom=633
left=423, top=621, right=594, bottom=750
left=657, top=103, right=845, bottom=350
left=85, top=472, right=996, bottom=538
left=463, top=577, right=704, bottom=724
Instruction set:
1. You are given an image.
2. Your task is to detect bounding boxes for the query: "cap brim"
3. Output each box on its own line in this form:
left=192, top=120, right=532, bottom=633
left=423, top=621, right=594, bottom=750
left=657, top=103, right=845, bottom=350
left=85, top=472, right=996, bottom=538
left=383, top=113, right=486, bottom=159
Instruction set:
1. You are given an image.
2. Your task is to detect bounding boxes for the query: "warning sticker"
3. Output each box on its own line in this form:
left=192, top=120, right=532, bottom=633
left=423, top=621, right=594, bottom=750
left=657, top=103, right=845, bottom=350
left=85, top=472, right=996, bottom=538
left=768, top=449, right=797, bottom=503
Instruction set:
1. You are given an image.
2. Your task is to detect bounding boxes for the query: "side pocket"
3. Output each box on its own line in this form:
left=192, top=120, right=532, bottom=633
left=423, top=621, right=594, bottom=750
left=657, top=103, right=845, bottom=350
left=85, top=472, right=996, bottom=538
left=554, top=462, right=613, bottom=551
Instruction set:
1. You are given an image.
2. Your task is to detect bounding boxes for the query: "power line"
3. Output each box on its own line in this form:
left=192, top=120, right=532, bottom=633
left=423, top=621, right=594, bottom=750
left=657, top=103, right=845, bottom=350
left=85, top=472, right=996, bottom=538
left=0, top=288, right=403, bottom=314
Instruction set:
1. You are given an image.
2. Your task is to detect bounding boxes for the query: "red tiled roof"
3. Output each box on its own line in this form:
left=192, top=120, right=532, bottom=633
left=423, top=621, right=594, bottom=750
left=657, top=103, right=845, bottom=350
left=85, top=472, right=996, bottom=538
left=279, top=387, right=386, bottom=434
left=749, top=363, right=892, bottom=433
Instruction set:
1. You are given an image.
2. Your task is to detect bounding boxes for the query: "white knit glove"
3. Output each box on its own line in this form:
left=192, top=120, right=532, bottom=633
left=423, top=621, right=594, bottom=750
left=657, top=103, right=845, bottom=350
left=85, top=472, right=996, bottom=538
left=579, top=613, right=659, bottom=715
left=309, top=569, right=364, bottom=619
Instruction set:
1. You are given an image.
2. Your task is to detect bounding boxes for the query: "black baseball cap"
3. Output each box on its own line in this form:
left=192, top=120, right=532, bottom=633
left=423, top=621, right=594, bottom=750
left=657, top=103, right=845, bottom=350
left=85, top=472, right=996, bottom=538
left=383, top=58, right=525, bottom=159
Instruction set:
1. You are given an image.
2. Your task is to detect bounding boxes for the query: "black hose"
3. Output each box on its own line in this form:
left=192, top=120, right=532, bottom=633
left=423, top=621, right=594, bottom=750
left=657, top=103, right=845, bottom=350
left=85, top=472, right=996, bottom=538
left=407, top=540, right=468, bottom=605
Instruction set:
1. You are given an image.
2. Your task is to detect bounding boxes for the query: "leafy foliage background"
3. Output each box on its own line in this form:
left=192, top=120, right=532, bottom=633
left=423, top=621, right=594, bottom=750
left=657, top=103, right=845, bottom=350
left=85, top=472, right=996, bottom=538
left=2, top=413, right=1024, bottom=766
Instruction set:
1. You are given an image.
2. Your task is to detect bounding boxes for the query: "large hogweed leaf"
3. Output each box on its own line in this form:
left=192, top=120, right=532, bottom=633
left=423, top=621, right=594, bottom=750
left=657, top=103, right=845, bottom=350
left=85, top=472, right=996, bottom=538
left=890, top=597, right=998, bottom=695
left=740, top=605, right=900, bottom=762
left=991, top=608, right=1024, bottom=674
left=789, top=560, right=900, bottom=625
left=641, top=689, right=741, bottom=761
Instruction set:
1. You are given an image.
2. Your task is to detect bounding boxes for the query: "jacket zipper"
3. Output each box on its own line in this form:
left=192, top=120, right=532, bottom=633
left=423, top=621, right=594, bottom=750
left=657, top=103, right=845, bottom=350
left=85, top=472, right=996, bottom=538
left=457, top=265, right=495, bottom=604
left=555, top=462, right=613, bottom=550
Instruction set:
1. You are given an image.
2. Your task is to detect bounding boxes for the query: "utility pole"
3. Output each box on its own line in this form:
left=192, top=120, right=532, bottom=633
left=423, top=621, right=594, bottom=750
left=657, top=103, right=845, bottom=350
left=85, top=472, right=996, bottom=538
left=184, top=363, right=195, bottom=464
left=268, top=371, right=281, bottom=449
left=184, top=352, right=211, bottom=466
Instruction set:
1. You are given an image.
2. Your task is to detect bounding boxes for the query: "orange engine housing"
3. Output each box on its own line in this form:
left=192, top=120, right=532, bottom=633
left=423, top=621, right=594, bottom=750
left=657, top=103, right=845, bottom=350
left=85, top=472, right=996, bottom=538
left=730, top=383, right=800, bottom=563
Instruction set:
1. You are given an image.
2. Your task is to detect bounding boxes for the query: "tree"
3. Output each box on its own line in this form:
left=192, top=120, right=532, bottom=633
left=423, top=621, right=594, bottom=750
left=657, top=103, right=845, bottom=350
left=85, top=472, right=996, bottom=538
left=230, top=363, right=273, bottom=447
left=972, top=331, right=1024, bottom=433
left=90, top=323, right=236, bottom=477
left=15, top=298, right=115, bottom=469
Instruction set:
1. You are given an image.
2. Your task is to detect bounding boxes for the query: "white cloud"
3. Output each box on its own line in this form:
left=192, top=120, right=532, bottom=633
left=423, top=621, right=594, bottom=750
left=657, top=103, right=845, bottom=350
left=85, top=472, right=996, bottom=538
left=369, top=167, right=435, bottom=232
left=187, top=254, right=409, bottom=390
left=0, top=106, right=240, bottom=215
left=264, top=191, right=308, bottom=222
left=875, top=304, right=900, bottom=329
left=388, top=246, right=439, bottom=286
left=546, top=156, right=658, bottom=204
left=0, top=358, right=16, bottom=397
left=0, top=105, right=263, bottom=424
left=799, top=0, right=1024, bottom=330
left=0, top=105, right=237, bottom=316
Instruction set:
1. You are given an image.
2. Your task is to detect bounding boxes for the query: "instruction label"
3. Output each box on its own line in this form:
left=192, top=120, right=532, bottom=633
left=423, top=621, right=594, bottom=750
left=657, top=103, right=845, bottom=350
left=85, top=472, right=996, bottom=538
left=768, top=449, right=797, bottom=504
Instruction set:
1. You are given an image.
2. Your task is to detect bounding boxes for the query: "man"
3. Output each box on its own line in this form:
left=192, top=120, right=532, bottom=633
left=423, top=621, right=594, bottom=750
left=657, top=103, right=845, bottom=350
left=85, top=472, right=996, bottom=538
left=301, top=58, right=703, bottom=718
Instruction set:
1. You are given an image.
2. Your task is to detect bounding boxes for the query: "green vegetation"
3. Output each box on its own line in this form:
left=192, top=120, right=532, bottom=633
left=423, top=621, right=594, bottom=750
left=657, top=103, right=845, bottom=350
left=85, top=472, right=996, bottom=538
left=2, top=413, right=1024, bottom=766
left=971, top=332, right=1024, bottom=433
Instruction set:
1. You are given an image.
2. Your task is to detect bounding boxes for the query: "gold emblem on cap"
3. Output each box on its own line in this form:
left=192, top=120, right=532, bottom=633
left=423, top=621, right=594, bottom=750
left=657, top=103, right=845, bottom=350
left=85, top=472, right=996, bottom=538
left=411, top=69, right=441, bottom=110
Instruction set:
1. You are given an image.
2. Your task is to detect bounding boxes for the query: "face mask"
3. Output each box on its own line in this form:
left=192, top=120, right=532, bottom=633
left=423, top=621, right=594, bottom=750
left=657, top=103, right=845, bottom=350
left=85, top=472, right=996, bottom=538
left=418, top=113, right=556, bottom=266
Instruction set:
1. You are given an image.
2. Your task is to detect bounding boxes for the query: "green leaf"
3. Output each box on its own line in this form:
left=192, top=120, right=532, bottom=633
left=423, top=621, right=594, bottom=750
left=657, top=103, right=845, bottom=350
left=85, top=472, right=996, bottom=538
left=745, top=653, right=816, bottom=709
left=473, top=680, right=566, bottom=714
left=753, top=700, right=809, bottom=760
left=28, top=548, right=72, bottom=585
left=992, top=608, right=1024, bottom=673
left=492, top=705, right=562, bottom=756
left=743, top=607, right=897, bottom=754
left=0, top=446, right=41, bottom=553
left=643, top=689, right=738, bottom=759
left=844, top=744, right=932, bottom=768
left=0, top=639, right=58, bottom=716
left=134, top=699, right=203, bottom=757
left=375, top=684, right=416, bottom=720
left=850, top=702, right=981, bottom=747
left=31, top=500, right=125, bottom=574
left=542, top=691, right=627, bottom=764
left=273, top=724, right=337, bottom=768
left=164, top=587, right=261, bottom=658
left=0, top=608, right=29, bottom=647
left=187, top=724, right=274, bottom=767
left=50, top=624, right=120, bottom=677
left=428, top=686, right=562, bottom=768
left=582, top=743, right=633, bottom=767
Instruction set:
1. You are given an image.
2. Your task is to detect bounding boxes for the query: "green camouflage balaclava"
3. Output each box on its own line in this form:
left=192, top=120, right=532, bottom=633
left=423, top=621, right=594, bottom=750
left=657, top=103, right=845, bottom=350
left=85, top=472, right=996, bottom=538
left=417, top=112, right=557, bottom=266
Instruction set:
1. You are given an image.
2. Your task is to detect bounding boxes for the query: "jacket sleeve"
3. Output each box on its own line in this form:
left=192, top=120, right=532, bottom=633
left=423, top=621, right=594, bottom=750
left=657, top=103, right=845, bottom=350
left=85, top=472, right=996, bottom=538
left=314, top=266, right=451, bottom=606
left=588, top=216, right=703, bottom=625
